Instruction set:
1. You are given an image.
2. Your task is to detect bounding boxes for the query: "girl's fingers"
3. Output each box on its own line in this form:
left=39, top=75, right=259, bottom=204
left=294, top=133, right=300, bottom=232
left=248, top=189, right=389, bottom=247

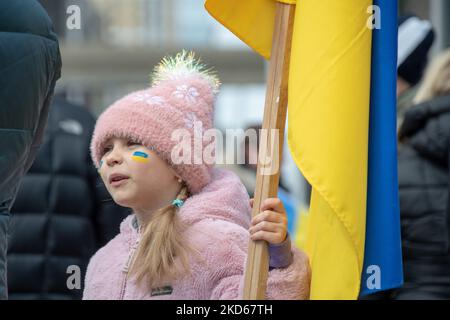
left=250, top=230, right=284, bottom=244
left=260, top=197, right=285, bottom=213
left=249, top=221, right=282, bottom=234
left=251, top=210, right=285, bottom=226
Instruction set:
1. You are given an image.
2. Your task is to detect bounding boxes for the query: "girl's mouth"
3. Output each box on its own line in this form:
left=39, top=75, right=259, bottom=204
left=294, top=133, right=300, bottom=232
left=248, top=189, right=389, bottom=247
left=110, top=178, right=129, bottom=187
left=109, top=173, right=130, bottom=187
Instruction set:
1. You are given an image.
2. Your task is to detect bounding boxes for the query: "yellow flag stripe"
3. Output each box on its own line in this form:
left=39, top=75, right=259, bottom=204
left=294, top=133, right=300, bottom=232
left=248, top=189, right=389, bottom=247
left=287, top=0, right=372, bottom=299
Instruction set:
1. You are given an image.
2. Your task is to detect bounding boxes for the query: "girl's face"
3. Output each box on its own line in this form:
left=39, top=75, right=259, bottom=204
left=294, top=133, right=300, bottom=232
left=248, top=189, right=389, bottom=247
left=98, top=137, right=181, bottom=211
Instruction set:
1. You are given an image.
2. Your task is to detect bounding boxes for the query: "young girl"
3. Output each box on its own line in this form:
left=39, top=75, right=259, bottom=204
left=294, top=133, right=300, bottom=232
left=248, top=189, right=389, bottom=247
left=83, top=51, right=310, bottom=300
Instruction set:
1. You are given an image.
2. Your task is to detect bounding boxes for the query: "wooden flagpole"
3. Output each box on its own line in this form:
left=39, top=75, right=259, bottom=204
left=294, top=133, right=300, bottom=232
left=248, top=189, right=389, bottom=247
left=243, top=1, right=295, bottom=300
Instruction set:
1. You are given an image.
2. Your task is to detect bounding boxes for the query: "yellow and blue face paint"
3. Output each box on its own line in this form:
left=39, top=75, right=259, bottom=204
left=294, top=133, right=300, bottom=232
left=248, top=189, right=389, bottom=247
left=131, top=151, right=150, bottom=163
left=98, top=160, right=103, bottom=170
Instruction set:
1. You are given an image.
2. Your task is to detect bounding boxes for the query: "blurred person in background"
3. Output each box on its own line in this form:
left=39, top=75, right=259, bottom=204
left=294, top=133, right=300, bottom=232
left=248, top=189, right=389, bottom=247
left=397, top=14, right=435, bottom=128
left=386, top=49, right=450, bottom=300
left=220, top=124, right=300, bottom=237
left=7, top=93, right=130, bottom=299
left=0, top=0, right=62, bottom=299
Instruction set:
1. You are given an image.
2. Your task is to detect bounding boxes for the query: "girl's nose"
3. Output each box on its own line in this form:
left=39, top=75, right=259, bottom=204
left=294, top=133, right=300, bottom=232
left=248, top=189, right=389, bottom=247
left=105, top=148, right=123, bottom=166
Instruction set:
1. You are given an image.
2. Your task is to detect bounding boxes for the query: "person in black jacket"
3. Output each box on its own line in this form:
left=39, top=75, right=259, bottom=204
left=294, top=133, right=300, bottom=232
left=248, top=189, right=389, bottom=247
left=397, top=14, right=435, bottom=128
left=0, top=0, right=62, bottom=299
left=389, top=49, right=450, bottom=299
left=7, top=94, right=130, bottom=299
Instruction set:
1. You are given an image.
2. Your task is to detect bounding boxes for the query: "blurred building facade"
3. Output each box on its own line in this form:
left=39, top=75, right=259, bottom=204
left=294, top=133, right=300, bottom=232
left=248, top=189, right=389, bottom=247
left=37, top=0, right=450, bottom=207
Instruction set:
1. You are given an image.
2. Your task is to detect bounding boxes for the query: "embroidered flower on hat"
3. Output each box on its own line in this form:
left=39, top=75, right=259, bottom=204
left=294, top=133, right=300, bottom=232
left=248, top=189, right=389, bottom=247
left=132, top=93, right=165, bottom=106
left=172, top=85, right=199, bottom=104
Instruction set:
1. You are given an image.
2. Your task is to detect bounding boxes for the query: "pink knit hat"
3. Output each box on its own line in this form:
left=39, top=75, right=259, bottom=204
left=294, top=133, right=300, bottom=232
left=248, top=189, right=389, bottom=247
left=90, top=51, right=221, bottom=194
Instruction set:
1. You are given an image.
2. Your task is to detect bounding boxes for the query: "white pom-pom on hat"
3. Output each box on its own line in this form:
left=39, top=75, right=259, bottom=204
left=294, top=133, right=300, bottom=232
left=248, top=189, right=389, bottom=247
left=150, top=50, right=221, bottom=95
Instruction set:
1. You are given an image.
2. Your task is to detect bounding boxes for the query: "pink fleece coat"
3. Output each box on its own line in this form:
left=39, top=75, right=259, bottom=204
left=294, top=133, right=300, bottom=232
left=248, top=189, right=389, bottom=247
left=83, top=168, right=311, bottom=300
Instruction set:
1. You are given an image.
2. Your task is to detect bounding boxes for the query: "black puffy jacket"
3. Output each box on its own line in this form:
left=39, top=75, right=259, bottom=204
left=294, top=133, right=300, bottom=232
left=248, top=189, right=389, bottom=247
left=0, top=0, right=61, bottom=299
left=7, top=96, right=130, bottom=300
left=393, top=95, right=450, bottom=299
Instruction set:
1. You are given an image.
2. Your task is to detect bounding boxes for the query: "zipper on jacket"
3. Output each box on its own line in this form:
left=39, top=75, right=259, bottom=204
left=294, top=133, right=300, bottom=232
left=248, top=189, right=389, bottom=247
left=119, top=225, right=141, bottom=299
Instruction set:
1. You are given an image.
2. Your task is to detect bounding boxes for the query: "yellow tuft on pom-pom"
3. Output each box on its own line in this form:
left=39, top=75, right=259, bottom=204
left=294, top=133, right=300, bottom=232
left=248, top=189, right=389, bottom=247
left=150, top=50, right=221, bottom=95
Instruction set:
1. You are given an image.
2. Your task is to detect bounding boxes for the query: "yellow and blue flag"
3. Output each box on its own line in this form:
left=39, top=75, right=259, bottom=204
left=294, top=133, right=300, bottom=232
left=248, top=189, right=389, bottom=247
left=205, top=0, right=403, bottom=299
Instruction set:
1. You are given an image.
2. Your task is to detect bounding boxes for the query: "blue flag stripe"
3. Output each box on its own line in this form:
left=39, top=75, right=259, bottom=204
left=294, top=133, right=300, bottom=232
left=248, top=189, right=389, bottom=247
left=360, top=0, right=404, bottom=296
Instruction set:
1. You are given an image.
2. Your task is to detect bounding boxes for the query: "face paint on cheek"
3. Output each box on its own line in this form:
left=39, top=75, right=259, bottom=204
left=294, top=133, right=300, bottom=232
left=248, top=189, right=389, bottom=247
left=98, top=160, right=103, bottom=170
left=131, top=151, right=150, bottom=163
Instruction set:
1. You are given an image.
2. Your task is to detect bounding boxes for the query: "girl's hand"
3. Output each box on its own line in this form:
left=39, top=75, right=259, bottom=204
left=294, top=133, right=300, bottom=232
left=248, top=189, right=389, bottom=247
left=249, top=197, right=288, bottom=245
